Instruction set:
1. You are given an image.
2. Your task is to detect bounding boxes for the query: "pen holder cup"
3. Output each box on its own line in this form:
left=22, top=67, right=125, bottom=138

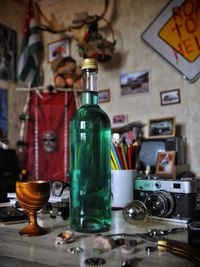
left=111, top=169, right=136, bottom=209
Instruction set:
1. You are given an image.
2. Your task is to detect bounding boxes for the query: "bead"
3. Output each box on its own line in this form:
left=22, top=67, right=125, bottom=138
left=19, top=114, right=31, bottom=121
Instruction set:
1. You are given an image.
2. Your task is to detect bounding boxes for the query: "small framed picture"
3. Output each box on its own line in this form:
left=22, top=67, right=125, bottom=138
left=112, top=114, right=128, bottom=124
left=120, top=69, right=149, bottom=96
left=148, top=116, right=176, bottom=138
left=98, top=89, right=110, bottom=103
left=47, top=38, right=70, bottom=63
left=160, top=89, right=181, bottom=106
left=156, top=151, right=176, bottom=177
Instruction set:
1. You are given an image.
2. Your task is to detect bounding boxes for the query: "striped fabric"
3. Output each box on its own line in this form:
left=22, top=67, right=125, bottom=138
left=18, top=0, right=43, bottom=87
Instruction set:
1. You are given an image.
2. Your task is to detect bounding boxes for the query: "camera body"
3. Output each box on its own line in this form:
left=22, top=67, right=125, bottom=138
left=134, top=177, right=197, bottom=220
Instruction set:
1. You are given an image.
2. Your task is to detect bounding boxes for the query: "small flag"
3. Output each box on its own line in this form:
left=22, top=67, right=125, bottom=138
left=18, top=0, right=43, bottom=87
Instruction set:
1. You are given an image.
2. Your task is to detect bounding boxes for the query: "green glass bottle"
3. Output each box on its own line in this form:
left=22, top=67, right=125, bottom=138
left=69, top=58, right=111, bottom=233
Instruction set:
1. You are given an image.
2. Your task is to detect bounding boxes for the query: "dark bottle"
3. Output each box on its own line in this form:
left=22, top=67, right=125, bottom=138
left=69, top=58, right=111, bottom=233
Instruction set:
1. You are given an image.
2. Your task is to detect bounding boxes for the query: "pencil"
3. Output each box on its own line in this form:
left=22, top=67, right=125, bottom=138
left=111, top=143, right=122, bottom=170
left=114, top=143, right=125, bottom=169
left=120, top=143, right=128, bottom=169
left=132, top=140, right=140, bottom=169
left=128, top=144, right=133, bottom=169
left=111, top=148, right=119, bottom=170
left=111, top=158, right=117, bottom=170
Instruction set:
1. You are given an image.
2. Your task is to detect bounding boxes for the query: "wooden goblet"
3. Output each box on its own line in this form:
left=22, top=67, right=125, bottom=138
left=16, top=180, right=50, bottom=236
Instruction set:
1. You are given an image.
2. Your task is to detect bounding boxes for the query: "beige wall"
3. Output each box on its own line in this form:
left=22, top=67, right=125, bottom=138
left=0, top=0, right=200, bottom=175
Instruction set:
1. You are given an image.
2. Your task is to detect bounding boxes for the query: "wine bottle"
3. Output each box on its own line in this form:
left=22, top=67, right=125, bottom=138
left=70, top=58, right=111, bottom=233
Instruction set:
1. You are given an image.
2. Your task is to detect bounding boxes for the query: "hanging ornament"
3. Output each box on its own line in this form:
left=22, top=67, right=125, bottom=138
left=70, top=12, right=117, bottom=62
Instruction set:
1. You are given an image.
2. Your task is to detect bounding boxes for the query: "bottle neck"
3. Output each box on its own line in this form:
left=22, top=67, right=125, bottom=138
left=82, top=91, right=98, bottom=105
left=82, top=69, right=98, bottom=105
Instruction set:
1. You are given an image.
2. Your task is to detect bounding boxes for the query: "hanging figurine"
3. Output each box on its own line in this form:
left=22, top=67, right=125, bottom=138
left=52, top=56, right=82, bottom=88
left=51, top=55, right=83, bottom=108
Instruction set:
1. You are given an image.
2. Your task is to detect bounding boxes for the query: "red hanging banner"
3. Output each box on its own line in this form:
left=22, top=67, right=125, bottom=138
left=25, top=91, right=76, bottom=183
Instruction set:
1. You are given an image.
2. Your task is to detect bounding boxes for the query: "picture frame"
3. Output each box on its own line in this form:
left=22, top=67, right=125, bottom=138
left=0, top=23, right=17, bottom=82
left=120, top=69, right=149, bottom=96
left=156, top=151, right=176, bottom=177
left=47, top=38, right=70, bottom=63
left=148, top=116, right=176, bottom=138
left=160, top=89, right=181, bottom=106
left=98, top=89, right=110, bottom=103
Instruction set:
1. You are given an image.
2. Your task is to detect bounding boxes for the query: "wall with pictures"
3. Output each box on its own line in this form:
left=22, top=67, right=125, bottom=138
left=0, top=0, right=200, bottom=176
left=41, top=0, right=200, bottom=176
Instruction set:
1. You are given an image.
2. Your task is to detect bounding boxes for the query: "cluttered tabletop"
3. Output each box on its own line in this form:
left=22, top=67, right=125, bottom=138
left=0, top=209, right=199, bottom=267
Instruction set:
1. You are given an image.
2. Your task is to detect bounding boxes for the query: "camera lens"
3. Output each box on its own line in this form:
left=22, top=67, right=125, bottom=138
left=144, top=190, right=175, bottom=217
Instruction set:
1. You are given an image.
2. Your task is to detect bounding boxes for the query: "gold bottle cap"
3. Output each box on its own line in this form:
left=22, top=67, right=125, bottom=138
left=82, top=58, right=98, bottom=70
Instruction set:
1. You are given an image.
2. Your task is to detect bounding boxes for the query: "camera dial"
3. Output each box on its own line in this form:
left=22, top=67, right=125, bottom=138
left=144, top=190, right=175, bottom=217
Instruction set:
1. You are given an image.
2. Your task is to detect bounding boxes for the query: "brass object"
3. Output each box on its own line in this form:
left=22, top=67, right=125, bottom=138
left=16, top=180, right=50, bottom=236
left=157, top=239, right=200, bottom=266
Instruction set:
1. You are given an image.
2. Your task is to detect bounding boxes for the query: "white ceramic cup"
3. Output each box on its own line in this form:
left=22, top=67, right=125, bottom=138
left=111, top=169, right=136, bottom=209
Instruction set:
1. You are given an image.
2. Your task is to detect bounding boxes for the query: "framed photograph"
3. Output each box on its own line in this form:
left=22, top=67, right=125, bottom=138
left=120, top=69, right=149, bottom=96
left=112, top=114, right=128, bottom=124
left=48, top=38, right=70, bottom=63
left=98, top=89, right=110, bottom=103
left=148, top=116, right=176, bottom=138
left=160, top=89, right=181, bottom=106
left=0, top=23, right=17, bottom=81
left=156, top=151, right=176, bottom=177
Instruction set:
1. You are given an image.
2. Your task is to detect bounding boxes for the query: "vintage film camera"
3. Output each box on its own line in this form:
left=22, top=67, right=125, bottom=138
left=134, top=177, right=197, bottom=221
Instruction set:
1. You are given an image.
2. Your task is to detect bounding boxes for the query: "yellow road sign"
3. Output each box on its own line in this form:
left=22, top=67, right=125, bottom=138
left=159, top=0, right=200, bottom=62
